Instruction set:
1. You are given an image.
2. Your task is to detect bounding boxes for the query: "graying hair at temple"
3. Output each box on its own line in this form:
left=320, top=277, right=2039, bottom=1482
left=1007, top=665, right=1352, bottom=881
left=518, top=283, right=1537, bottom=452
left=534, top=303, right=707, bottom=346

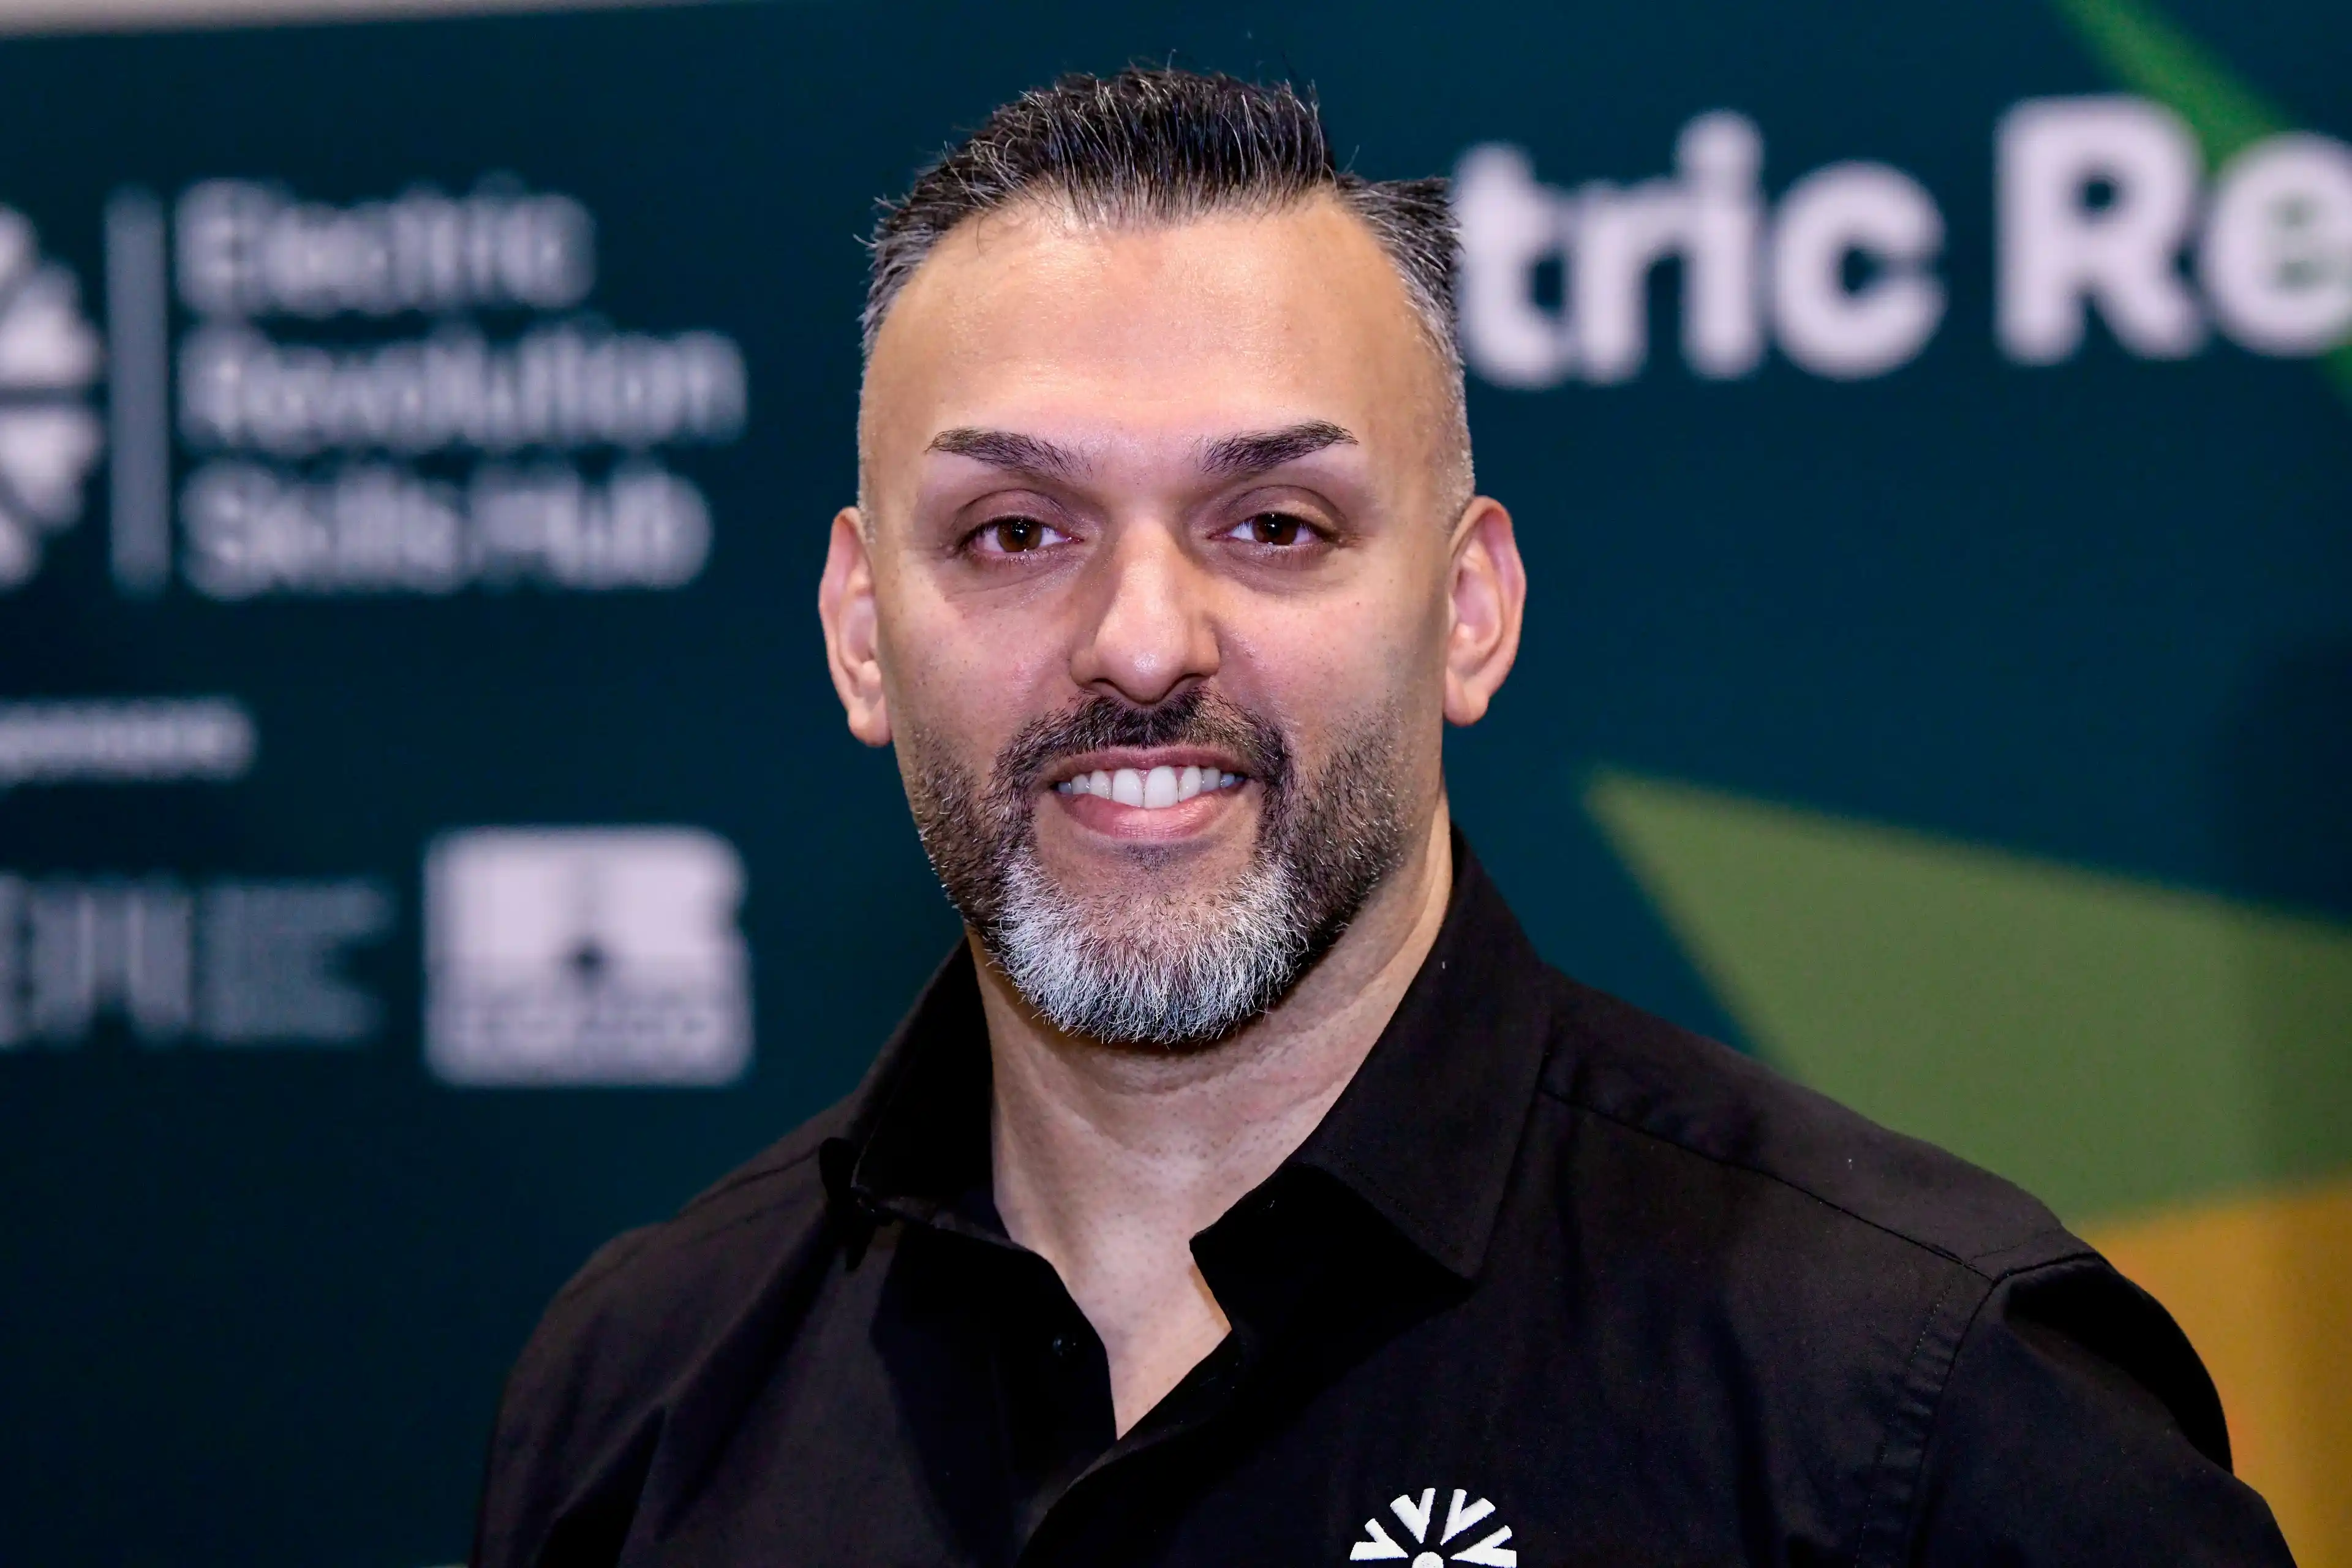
left=859, top=66, right=1464, bottom=383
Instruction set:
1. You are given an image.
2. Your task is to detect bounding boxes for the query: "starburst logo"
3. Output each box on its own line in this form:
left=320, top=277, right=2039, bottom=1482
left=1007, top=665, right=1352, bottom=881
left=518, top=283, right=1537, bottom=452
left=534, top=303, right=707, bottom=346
left=0, top=206, right=102, bottom=589
left=1350, top=1487, right=1518, bottom=1566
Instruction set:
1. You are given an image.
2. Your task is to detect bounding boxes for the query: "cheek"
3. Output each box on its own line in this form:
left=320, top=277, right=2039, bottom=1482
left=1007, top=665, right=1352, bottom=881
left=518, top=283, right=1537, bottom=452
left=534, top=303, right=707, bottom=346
left=876, top=571, right=1068, bottom=762
left=1221, top=576, right=1449, bottom=729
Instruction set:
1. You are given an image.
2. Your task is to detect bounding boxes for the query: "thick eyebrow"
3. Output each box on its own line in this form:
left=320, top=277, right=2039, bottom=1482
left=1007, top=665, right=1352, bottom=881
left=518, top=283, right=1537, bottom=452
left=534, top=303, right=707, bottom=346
left=929, top=421, right=1359, bottom=486
left=1200, top=420, right=1358, bottom=481
left=925, top=427, right=1086, bottom=481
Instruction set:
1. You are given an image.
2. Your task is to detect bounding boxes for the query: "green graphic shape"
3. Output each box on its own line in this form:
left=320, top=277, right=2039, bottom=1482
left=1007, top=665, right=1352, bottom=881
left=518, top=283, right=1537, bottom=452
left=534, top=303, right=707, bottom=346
left=1587, top=771, right=2352, bottom=1224
left=2052, top=0, right=2352, bottom=401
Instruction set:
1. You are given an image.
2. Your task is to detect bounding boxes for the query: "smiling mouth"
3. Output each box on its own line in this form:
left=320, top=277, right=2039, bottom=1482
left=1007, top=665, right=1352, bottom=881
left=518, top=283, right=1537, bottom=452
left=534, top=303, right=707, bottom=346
left=1054, top=763, right=1248, bottom=810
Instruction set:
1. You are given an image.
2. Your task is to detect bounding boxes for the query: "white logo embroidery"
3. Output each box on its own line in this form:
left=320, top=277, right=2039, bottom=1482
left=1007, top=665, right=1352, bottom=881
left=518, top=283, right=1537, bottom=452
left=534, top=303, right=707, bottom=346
left=1349, top=1487, right=1517, bottom=1566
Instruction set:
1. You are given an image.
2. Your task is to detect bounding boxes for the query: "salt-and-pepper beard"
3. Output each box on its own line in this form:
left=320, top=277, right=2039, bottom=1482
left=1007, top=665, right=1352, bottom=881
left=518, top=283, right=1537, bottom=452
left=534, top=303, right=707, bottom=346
left=904, top=687, right=1412, bottom=1049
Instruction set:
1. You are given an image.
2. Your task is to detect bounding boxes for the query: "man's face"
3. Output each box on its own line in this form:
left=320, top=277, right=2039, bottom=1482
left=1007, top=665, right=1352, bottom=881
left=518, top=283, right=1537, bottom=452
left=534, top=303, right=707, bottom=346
left=828, top=193, right=1508, bottom=1045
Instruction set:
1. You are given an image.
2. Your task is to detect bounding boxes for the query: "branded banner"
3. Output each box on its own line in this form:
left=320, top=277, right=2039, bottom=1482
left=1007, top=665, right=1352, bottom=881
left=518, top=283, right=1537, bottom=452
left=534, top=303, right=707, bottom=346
left=0, top=1, right=2343, bottom=1563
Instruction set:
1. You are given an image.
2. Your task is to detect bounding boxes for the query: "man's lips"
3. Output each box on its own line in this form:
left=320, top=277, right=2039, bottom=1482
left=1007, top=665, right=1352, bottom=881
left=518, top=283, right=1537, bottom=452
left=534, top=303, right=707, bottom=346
left=1044, top=748, right=1252, bottom=812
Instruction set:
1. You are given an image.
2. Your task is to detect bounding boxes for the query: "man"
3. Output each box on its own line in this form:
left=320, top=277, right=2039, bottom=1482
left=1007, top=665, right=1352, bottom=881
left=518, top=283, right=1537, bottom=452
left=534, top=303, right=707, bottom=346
left=474, top=69, right=2290, bottom=1567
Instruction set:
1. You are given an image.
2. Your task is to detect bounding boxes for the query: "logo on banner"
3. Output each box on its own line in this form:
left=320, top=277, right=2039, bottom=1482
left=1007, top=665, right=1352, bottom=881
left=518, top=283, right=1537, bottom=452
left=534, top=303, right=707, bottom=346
left=1453, top=99, right=2352, bottom=388
left=424, top=826, right=752, bottom=1087
left=0, top=207, right=104, bottom=589
left=165, top=178, right=748, bottom=600
left=35, top=176, right=755, bottom=601
left=0, top=872, right=390, bottom=1049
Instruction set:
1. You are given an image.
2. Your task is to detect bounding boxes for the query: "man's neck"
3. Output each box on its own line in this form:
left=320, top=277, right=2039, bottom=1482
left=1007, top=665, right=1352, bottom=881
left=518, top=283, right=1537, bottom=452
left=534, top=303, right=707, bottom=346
left=976, top=807, right=1455, bottom=1434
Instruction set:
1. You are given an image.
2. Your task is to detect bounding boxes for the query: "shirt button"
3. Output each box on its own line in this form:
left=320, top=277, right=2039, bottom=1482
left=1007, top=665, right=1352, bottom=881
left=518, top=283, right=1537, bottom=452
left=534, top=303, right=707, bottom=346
left=1049, top=1333, right=1075, bottom=1358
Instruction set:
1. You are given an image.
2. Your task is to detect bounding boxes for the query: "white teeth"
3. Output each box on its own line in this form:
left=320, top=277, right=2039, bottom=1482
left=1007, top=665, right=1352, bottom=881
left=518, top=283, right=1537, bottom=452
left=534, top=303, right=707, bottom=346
left=1066, top=764, right=1245, bottom=808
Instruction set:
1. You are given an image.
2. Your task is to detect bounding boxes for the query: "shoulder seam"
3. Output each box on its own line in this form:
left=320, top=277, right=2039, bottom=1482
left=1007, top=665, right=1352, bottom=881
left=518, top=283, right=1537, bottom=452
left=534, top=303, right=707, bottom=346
left=1539, top=1081, right=2000, bottom=1278
left=1966, top=1224, right=2089, bottom=1276
left=680, top=1133, right=829, bottom=1212
left=551, top=1184, right=824, bottom=1312
left=1853, top=1269, right=1994, bottom=1568
left=1850, top=1270, right=1958, bottom=1568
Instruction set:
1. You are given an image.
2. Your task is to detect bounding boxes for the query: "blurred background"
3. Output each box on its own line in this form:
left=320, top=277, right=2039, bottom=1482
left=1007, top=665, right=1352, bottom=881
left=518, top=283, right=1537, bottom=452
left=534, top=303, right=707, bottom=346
left=0, top=0, right=2344, bottom=1562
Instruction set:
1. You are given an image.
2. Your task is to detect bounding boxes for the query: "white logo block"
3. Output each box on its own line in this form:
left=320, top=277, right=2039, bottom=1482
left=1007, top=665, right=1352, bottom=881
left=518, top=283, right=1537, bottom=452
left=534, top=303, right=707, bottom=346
left=0, top=206, right=104, bottom=589
left=424, top=827, right=751, bottom=1087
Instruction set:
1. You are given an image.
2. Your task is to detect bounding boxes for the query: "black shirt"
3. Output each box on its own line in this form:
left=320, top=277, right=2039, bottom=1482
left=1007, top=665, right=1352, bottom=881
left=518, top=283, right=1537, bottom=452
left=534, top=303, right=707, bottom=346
left=473, top=844, right=2291, bottom=1567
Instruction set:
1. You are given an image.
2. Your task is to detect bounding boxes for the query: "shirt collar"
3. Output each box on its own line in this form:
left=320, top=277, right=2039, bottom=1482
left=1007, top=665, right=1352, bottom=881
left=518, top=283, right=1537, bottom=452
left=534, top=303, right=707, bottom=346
left=827, top=833, right=1555, bottom=1282
left=1283, top=835, right=1554, bottom=1280
left=832, top=938, right=994, bottom=1229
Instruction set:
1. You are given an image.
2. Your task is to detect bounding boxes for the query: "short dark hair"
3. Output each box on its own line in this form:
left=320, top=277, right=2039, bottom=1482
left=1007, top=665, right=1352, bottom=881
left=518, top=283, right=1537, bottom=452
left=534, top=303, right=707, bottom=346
left=862, top=67, right=1462, bottom=383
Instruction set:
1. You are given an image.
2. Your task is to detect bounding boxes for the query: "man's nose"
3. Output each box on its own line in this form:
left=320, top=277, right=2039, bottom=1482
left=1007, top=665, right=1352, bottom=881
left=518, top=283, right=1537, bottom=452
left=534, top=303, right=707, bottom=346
left=1067, top=523, right=1218, bottom=706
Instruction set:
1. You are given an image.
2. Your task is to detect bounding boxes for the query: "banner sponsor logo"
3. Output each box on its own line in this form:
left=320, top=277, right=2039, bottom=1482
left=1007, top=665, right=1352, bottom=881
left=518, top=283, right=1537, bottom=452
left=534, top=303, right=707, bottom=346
left=0, top=873, right=391, bottom=1048
left=424, top=826, right=752, bottom=1087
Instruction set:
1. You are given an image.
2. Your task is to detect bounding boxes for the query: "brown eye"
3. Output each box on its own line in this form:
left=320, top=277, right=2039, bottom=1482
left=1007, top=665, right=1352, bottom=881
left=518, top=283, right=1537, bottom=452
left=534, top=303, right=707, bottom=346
left=1245, top=513, right=1304, bottom=546
left=965, top=514, right=1071, bottom=557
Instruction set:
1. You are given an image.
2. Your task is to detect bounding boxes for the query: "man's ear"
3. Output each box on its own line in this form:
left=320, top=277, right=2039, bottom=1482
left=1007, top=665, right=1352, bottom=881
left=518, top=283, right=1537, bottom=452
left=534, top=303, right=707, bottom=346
left=1442, top=496, right=1526, bottom=726
left=818, top=507, right=893, bottom=747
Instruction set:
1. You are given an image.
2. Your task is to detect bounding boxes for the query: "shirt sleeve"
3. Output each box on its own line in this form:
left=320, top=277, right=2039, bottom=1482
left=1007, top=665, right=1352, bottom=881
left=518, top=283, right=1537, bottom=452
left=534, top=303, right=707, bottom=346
left=471, top=1227, right=663, bottom=1568
left=1905, top=1254, right=2295, bottom=1566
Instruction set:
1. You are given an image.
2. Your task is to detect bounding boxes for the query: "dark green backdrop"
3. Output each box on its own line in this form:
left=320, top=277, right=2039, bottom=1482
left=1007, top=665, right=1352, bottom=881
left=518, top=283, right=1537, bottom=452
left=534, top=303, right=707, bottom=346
left=1, top=1, right=2345, bottom=1564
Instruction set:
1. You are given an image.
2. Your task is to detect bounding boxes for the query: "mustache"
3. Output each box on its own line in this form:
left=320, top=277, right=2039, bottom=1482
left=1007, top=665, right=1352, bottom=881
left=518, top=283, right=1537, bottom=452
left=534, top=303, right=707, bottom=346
left=996, top=688, right=1291, bottom=794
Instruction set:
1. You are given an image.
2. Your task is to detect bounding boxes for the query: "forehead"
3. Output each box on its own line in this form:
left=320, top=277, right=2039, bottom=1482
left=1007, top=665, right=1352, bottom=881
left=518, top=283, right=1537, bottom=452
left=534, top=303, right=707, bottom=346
left=859, top=194, right=1440, bottom=477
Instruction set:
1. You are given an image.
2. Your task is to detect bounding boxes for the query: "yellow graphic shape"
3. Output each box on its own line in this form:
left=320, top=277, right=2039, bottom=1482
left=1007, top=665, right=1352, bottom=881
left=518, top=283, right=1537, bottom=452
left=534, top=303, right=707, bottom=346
left=1586, top=770, right=2352, bottom=1564
left=2089, top=1175, right=2352, bottom=1566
